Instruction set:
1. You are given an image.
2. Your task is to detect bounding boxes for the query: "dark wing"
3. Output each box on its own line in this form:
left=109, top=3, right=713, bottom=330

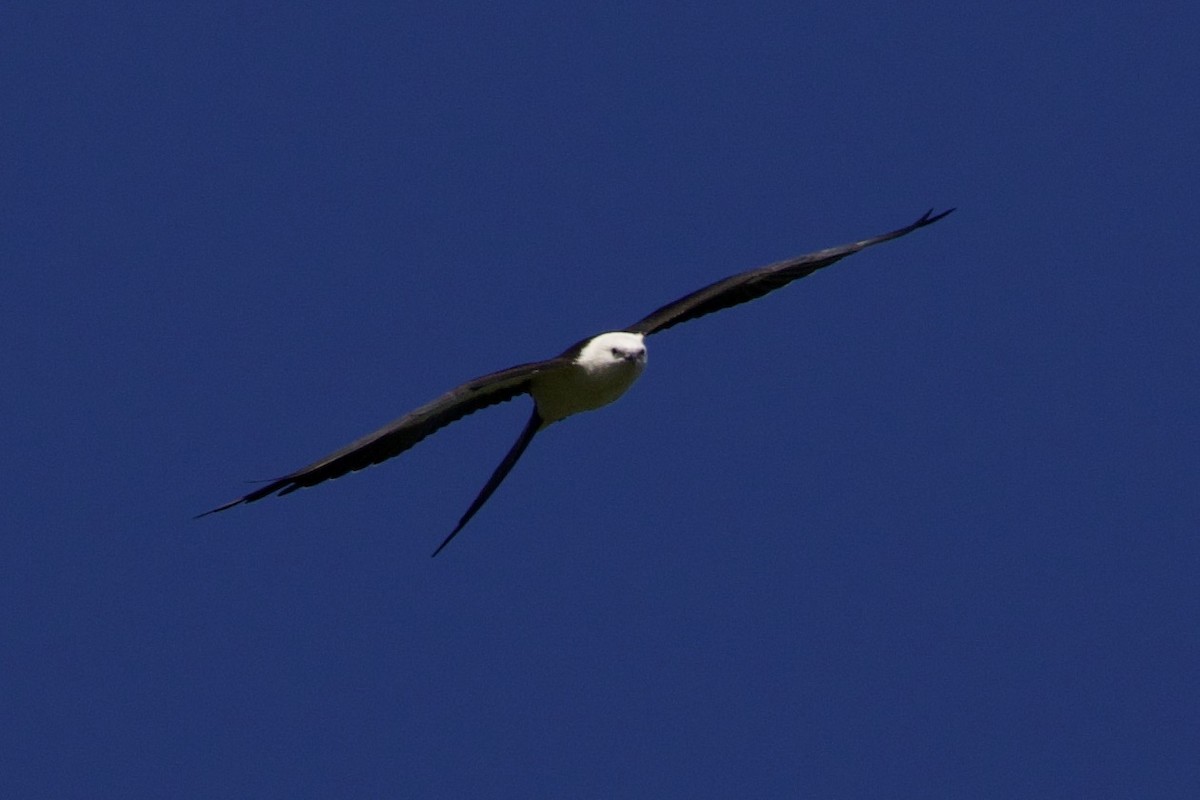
left=625, top=208, right=955, bottom=337
left=197, top=356, right=570, bottom=516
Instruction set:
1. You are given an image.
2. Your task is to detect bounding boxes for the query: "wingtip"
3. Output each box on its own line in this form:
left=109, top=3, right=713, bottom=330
left=194, top=498, right=242, bottom=520
left=920, top=207, right=957, bottom=226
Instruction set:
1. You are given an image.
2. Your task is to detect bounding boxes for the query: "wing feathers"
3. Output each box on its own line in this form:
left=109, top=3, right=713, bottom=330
left=197, top=358, right=567, bottom=517
left=625, top=208, right=954, bottom=336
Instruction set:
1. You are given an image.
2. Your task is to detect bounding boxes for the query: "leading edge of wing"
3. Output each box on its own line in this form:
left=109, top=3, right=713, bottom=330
left=196, top=355, right=571, bottom=517
left=624, top=208, right=955, bottom=337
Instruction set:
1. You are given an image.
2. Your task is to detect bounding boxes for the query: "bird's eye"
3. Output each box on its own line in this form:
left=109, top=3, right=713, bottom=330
left=611, top=348, right=622, bottom=357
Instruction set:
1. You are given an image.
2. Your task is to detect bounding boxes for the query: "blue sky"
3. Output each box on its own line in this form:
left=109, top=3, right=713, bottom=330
left=4, top=2, right=1197, bottom=797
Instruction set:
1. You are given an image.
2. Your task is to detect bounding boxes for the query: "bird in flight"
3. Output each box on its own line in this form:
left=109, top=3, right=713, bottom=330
left=199, top=208, right=954, bottom=555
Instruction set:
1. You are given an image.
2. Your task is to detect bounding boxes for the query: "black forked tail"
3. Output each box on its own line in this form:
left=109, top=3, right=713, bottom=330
left=431, top=410, right=544, bottom=557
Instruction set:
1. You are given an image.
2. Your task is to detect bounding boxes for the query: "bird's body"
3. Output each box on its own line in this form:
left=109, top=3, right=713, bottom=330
left=199, top=209, right=954, bottom=554
left=532, top=332, right=647, bottom=424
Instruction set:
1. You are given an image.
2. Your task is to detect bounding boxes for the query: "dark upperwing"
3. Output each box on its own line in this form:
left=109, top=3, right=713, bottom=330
left=197, top=356, right=571, bottom=517
left=624, top=208, right=954, bottom=337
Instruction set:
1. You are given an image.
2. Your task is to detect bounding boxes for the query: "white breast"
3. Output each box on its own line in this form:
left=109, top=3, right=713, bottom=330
left=531, top=332, right=647, bottom=424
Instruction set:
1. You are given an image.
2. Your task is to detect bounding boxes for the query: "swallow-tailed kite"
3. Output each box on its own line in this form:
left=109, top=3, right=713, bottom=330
left=199, top=208, right=954, bottom=555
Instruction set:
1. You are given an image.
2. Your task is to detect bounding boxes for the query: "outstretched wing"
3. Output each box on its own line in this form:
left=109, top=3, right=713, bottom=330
left=625, top=208, right=955, bottom=337
left=197, top=357, right=570, bottom=516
